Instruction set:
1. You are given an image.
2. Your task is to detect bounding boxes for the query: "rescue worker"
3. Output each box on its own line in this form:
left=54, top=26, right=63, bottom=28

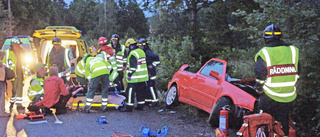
left=74, top=57, right=88, bottom=92
left=138, top=38, right=160, bottom=106
left=2, top=37, right=29, bottom=112
left=46, top=37, right=71, bottom=82
left=97, top=37, right=118, bottom=84
left=120, top=38, right=149, bottom=112
left=27, top=63, right=47, bottom=105
left=108, top=34, right=126, bottom=91
left=0, top=50, right=10, bottom=117
left=29, top=67, right=83, bottom=115
left=83, top=54, right=113, bottom=113
left=255, top=24, right=299, bottom=136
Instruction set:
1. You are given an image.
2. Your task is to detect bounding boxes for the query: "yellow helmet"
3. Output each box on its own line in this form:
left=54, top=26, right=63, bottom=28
left=125, top=38, right=136, bottom=47
left=89, top=46, right=97, bottom=56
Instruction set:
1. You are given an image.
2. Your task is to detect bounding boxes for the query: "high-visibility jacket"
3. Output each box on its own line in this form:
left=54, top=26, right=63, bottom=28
left=75, top=59, right=85, bottom=78
left=255, top=45, right=299, bottom=103
left=98, top=49, right=117, bottom=71
left=84, top=57, right=111, bottom=80
left=46, top=47, right=71, bottom=71
left=108, top=44, right=126, bottom=71
left=144, top=48, right=160, bottom=80
left=97, top=50, right=119, bottom=81
left=28, top=75, right=47, bottom=100
left=126, top=48, right=149, bottom=83
left=2, top=49, right=30, bottom=81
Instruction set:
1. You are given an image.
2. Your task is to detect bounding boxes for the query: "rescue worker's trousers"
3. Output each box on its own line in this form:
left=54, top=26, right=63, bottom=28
left=0, top=82, right=5, bottom=115
left=85, top=74, right=109, bottom=107
left=144, top=80, right=158, bottom=104
left=114, top=71, right=124, bottom=91
left=76, top=76, right=88, bottom=93
left=258, top=93, right=294, bottom=136
left=10, top=78, right=24, bottom=105
left=125, top=82, right=147, bottom=109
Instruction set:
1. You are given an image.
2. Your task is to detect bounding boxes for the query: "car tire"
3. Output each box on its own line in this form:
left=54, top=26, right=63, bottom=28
left=165, top=85, right=179, bottom=107
left=208, top=97, right=235, bottom=127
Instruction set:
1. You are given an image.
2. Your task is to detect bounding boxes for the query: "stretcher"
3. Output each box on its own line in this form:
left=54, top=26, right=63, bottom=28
left=66, top=74, right=126, bottom=110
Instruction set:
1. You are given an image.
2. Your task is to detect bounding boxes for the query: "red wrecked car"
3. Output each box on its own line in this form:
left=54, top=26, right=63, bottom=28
left=165, top=58, right=259, bottom=126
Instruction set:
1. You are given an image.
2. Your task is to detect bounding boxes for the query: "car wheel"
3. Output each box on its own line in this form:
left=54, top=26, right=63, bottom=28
left=165, top=85, right=179, bottom=107
left=208, top=97, right=235, bottom=127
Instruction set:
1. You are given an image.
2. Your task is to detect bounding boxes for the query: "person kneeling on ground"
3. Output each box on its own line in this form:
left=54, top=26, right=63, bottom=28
left=28, top=67, right=83, bottom=115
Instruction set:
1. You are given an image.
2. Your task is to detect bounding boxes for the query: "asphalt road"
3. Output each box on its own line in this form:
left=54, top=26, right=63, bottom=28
left=1, top=103, right=216, bottom=137
left=0, top=76, right=236, bottom=137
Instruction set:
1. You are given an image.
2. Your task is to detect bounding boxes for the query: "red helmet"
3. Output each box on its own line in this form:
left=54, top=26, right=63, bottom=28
left=98, top=37, right=108, bottom=45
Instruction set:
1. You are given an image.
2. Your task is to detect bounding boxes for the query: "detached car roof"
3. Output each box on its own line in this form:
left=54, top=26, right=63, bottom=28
left=32, top=26, right=82, bottom=40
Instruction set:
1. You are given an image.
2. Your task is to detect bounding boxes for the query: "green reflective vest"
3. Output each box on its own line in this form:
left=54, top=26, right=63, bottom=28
left=108, top=44, right=126, bottom=71
left=99, top=50, right=117, bottom=71
left=98, top=50, right=119, bottom=81
left=126, top=48, right=149, bottom=83
left=46, top=47, right=70, bottom=71
left=84, top=57, right=111, bottom=80
left=75, top=59, right=85, bottom=78
left=255, top=46, right=299, bottom=103
left=28, top=75, right=47, bottom=100
left=2, top=49, right=30, bottom=81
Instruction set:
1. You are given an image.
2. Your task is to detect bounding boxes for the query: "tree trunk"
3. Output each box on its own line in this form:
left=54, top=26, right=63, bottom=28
left=191, top=3, right=199, bottom=59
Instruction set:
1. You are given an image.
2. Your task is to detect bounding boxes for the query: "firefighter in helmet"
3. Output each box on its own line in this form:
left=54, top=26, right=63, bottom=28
left=2, top=37, right=29, bottom=112
left=120, top=38, right=149, bottom=112
left=108, top=34, right=126, bottom=91
left=138, top=38, right=160, bottom=106
left=46, top=37, right=72, bottom=82
left=255, top=24, right=300, bottom=136
left=97, top=37, right=118, bottom=83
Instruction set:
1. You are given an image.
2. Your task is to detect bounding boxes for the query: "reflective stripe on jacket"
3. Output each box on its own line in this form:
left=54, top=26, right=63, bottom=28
left=75, top=59, right=85, bottom=78
left=2, top=49, right=29, bottom=81
left=46, top=47, right=71, bottom=71
left=84, top=57, right=111, bottom=80
left=108, top=44, right=126, bottom=71
left=254, top=45, right=299, bottom=102
left=99, top=50, right=117, bottom=71
left=28, top=75, right=46, bottom=100
left=126, top=48, right=149, bottom=83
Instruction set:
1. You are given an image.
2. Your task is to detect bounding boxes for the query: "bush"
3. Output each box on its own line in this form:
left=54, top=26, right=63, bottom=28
left=149, top=36, right=201, bottom=92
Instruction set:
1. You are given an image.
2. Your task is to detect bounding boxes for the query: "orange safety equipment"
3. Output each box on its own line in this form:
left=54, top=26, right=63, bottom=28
left=98, top=37, right=108, bottom=45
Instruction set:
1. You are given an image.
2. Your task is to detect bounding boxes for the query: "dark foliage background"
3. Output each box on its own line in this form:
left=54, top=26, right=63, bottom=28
left=0, top=0, right=318, bottom=135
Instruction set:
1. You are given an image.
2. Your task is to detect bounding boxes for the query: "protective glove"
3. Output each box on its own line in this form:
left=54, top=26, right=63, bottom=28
left=127, top=76, right=131, bottom=81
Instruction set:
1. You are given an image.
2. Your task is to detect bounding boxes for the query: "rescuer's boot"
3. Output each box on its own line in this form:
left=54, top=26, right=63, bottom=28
left=101, top=105, right=107, bottom=112
left=83, top=105, right=90, bottom=113
left=16, top=105, right=25, bottom=114
left=120, top=107, right=132, bottom=112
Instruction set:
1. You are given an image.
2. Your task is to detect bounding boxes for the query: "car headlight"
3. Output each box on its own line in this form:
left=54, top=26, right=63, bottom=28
left=24, top=54, right=33, bottom=64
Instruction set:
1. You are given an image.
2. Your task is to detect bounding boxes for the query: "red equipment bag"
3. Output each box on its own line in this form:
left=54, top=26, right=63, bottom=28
left=236, top=113, right=284, bottom=137
left=111, top=132, right=133, bottom=137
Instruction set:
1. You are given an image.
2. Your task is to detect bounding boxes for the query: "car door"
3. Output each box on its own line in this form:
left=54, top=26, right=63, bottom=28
left=189, top=59, right=225, bottom=111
